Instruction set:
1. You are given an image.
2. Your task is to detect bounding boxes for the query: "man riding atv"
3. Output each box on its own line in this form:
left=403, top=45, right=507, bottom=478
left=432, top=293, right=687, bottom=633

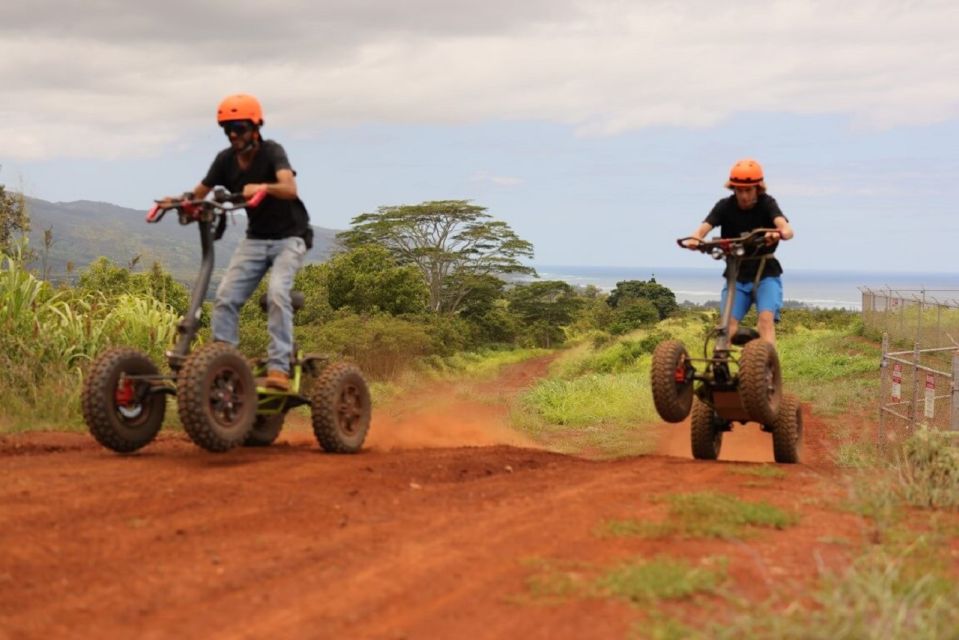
left=163, top=93, right=312, bottom=391
left=682, top=158, right=794, bottom=345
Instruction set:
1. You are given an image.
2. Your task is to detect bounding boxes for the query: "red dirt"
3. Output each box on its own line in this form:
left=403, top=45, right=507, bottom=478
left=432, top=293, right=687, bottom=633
left=1, top=357, right=871, bottom=639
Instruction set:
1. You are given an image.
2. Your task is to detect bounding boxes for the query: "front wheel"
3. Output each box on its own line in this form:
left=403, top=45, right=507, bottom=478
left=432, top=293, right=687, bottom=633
left=690, top=396, right=724, bottom=460
left=177, top=342, right=256, bottom=452
left=738, top=339, right=782, bottom=425
left=82, top=348, right=166, bottom=453
left=771, top=394, right=803, bottom=464
left=651, top=340, right=694, bottom=423
left=311, top=362, right=371, bottom=453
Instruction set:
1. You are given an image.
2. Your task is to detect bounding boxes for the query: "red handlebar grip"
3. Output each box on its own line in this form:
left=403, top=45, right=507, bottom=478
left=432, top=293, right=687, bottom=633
left=247, top=189, right=267, bottom=207
left=146, top=204, right=161, bottom=222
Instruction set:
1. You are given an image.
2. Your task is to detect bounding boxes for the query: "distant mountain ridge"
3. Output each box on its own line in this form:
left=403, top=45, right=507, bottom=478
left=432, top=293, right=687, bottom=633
left=23, top=196, right=341, bottom=282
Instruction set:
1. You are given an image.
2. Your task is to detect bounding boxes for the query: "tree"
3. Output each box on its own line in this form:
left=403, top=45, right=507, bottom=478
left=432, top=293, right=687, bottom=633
left=606, top=278, right=678, bottom=320
left=0, top=184, right=29, bottom=256
left=326, top=245, right=428, bottom=315
left=608, top=298, right=659, bottom=335
left=338, top=200, right=535, bottom=314
left=507, top=280, right=582, bottom=348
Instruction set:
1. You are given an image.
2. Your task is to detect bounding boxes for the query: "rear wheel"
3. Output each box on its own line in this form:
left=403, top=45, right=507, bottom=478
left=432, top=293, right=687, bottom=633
left=177, top=342, right=256, bottom=452
left=651, top=340, right=694, bottom=423
left=244, top=413, right=285, bottom=446
left=82, top=348, right=166, bottom=453
left=690, top=396, right=724, bottom=460
left=771, top=394, right=803, bottom=464
left=739, top=340, right=782, bottom=425
left=311, top=362, right=371, bottom=453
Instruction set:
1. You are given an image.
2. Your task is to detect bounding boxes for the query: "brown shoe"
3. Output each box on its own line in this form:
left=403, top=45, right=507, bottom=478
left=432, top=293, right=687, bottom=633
left=264, top=369, right=290, bottom=392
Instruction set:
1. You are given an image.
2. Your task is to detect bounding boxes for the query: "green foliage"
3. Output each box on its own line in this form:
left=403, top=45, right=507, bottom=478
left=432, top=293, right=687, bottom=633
left=606, top=278, right=678, bottom=319
left=507, top=280, right=581, bottom=348
left=337, top=200, right=535, bottom=313
left=300, top=311, right=433, bottom=380
left=0, top=249, right=179, bottom=428
left=76, top=257, right=189, bottom=316
left=608, top=298, right=659, bottom=335
left=0, top=184, right=29, bottom=255
left=326, top=244, right=427, bottom=315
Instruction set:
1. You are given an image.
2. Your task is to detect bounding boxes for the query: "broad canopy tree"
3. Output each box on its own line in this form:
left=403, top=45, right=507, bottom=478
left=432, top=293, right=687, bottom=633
left=337, top=200, right=535, bottom=314
left=606, top=278, right=678, bottom=320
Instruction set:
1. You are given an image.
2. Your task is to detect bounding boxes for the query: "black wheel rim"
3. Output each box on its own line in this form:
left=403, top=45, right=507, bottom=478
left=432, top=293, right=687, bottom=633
left=208, top=366, right=249, bottom=428
left=336, top=383, right=365, bottom=436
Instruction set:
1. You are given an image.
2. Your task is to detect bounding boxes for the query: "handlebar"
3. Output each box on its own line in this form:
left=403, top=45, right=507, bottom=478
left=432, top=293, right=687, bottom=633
left=676, top=228, right=780, bottom=259
left=146, top=187, right=267, bottom=224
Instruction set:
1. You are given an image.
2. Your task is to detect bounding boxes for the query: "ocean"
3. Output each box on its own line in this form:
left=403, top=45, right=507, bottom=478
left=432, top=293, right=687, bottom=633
left=534, top=265, right=959, bottom=310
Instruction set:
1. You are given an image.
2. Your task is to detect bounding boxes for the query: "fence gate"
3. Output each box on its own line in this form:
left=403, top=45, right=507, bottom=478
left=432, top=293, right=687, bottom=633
left=866, top=287, right=959, bottom=444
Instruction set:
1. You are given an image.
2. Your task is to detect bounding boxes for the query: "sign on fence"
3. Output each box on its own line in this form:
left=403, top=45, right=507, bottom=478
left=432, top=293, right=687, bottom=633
left=891, top=363, right=902, bottom=402
left=924, top=373, right=936, bottom=419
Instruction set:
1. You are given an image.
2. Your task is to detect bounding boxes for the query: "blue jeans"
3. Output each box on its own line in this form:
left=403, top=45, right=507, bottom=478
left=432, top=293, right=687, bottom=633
left=212, top=237, right=307, bottom=374
left=720, top=277, right=784, bottom=322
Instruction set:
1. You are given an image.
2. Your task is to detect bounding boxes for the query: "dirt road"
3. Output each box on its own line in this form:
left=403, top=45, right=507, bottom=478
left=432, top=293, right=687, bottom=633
left=1, top=358, right=864, bottom=639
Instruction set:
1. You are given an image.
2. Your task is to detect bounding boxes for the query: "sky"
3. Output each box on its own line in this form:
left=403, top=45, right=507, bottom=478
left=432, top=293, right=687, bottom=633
left=1, top=0, right=958, bottom=273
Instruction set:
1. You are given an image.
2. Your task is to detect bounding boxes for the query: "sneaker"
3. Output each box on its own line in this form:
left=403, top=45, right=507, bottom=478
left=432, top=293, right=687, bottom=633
left=264, top=369, right=290, bottom=392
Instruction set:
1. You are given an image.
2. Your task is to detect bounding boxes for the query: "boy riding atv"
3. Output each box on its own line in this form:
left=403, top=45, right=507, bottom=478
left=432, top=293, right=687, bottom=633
left=682, top=158, right=794, bottom=344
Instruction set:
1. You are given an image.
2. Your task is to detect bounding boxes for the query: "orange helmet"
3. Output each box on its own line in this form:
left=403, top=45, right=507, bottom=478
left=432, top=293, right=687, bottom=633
left=216, top=94, right=264, bottom=126
left=726, top=158, right=764, bottom=188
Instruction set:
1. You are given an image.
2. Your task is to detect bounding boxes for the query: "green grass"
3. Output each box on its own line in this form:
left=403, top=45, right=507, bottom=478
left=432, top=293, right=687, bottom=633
left=727, top=464, right=787, bottom=479
left=599, top=492, right=798, bottom=540
left=520, top=555, right=727, bottom=606
left=707, top=540, right=959, bottom=640
left=776, top=330, right=879, bottom=413
left=597, top=556, right=727, bottom=604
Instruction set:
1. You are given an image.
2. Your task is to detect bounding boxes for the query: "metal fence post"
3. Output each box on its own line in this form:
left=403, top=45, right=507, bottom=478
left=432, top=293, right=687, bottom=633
left=952, top=351, right=959, bottom=432
left=879, top=332, right=889, bottom=445
left=910, top=340, right=920, bottom=427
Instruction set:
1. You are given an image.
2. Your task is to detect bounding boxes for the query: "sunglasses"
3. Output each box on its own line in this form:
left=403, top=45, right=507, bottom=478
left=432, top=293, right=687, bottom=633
left=221, top=121, right=254, bottom=136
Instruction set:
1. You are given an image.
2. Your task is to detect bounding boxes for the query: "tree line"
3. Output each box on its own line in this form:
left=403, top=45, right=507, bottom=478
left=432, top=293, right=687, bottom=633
left=2, top=187, right=680, bottom=358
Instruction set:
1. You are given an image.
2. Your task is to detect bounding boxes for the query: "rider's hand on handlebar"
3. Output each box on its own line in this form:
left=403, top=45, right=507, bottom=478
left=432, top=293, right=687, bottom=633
left=242, top=183, right=266, bottom=199
left=763, top=230, right=781, bottom=246
left=682, top=237, right=703, bottom=250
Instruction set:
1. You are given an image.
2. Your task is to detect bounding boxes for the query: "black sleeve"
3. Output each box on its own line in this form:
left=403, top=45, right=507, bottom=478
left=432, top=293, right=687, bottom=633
left=764, top=195, right=788, bottom=223
left=265, top=141, right=294, bottom=175
left=201, top=149, right=230, bottom=188
left=704, top=199, right=726, bottom=227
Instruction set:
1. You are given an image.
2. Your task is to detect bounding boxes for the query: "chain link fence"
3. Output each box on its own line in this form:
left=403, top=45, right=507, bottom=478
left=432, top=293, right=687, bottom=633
left=862, top=288, right=959, bottom=445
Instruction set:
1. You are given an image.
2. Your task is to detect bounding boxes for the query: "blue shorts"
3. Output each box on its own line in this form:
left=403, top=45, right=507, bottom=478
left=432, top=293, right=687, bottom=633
left=720, top=277, right=784, bottom=322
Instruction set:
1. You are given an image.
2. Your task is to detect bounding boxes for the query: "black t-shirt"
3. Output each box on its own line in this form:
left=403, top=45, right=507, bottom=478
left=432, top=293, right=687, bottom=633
left=704, top=193, right=788, bottom=282
left=202, top=140, right=310, bottom=240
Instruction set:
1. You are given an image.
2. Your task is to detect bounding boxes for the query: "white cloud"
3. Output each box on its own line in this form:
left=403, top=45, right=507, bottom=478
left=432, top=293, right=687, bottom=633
left=1, top=0, right=957, bottom=160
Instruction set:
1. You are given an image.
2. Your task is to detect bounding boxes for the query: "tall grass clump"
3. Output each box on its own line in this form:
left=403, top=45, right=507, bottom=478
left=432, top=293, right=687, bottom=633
left=894, top=427, right=959, bottom=509
left=0, top=250, right=179, bottom=430
left=710, top=542, right=959, bottom=640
